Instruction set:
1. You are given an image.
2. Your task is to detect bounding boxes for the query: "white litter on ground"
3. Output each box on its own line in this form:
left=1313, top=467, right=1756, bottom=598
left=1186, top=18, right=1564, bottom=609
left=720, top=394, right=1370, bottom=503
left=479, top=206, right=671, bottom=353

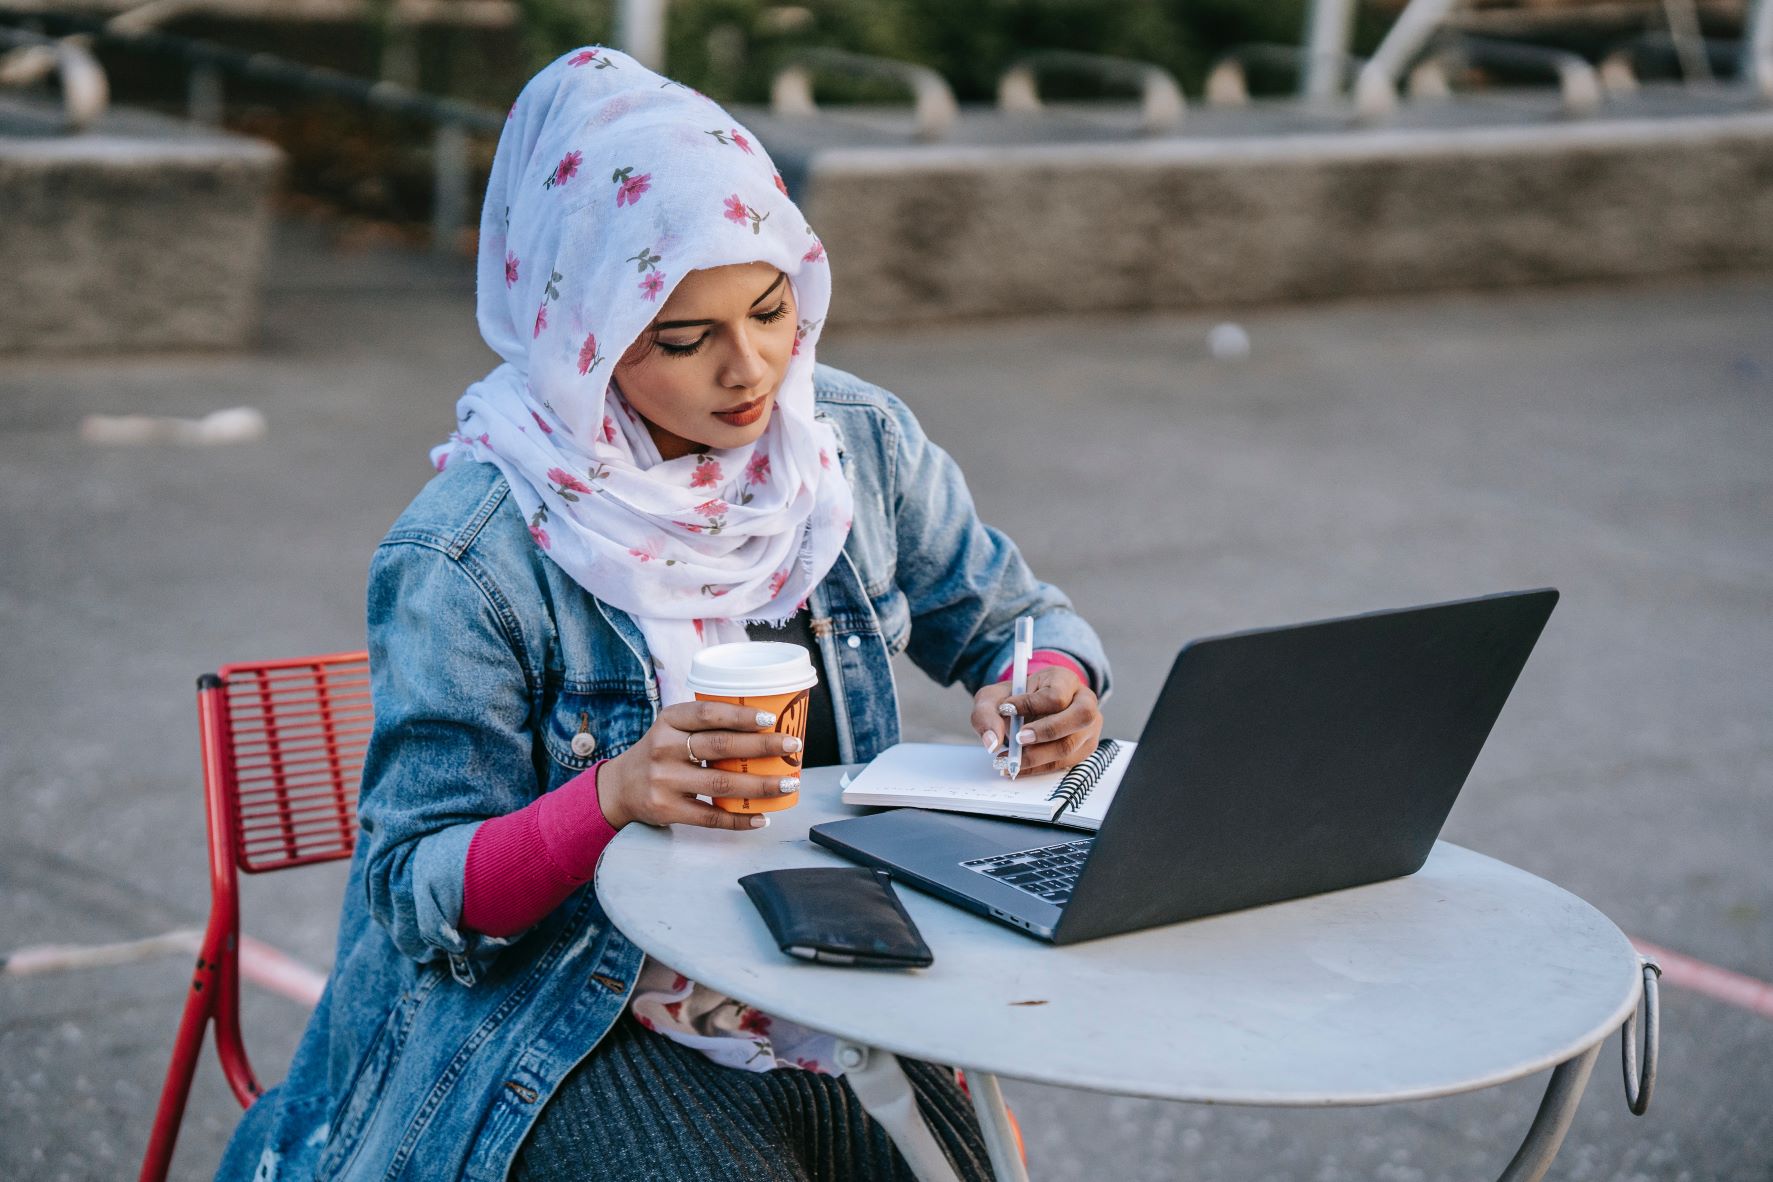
left=80, top=407, right=268, bottom=446
left=1208, top=322, right=1252, bottom=361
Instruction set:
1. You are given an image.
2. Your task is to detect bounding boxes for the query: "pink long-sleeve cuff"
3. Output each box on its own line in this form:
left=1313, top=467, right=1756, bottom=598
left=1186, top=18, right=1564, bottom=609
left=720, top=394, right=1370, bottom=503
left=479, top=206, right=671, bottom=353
left=462, top=760, right=618, bottom=938
left=995, top=649, right=1091, bottom=690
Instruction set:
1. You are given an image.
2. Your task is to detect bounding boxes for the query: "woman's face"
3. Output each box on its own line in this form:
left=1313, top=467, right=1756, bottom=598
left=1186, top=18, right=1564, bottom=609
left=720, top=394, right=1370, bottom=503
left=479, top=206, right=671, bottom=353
left=614, top=261, right=798, bottom=460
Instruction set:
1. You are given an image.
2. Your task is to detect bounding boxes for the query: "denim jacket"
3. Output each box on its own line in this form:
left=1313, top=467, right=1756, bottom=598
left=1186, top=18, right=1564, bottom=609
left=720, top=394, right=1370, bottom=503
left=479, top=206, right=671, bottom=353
left=217, top=364, right=1110, bottom=1182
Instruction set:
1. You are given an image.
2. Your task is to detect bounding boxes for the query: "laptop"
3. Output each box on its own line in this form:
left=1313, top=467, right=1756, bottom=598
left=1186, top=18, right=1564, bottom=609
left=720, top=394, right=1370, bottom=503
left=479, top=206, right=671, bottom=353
left=810, top=588, right=1558, bottom=944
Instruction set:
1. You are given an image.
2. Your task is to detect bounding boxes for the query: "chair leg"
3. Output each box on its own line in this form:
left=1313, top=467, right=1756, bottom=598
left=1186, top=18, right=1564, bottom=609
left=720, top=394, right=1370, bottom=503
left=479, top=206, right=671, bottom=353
left=138, top=954, right=218, bottom=1182
left=837, top=1041, right=963, bottom=1182
left=213, top=943, right=264, bottom=1107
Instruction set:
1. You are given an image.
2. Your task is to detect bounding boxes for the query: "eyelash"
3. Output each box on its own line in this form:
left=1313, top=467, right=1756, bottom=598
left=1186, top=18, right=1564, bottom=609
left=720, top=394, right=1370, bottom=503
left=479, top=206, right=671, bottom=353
left=656, top=303, right=792, bottom=357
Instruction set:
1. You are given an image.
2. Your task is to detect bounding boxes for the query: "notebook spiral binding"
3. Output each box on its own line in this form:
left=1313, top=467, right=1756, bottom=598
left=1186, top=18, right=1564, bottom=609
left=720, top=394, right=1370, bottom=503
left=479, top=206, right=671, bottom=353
left=1047, top=739, right=1121, bottom=815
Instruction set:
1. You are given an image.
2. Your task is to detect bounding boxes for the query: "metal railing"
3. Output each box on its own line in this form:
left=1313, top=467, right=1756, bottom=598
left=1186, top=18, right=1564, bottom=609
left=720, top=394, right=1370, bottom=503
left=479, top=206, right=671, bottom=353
left=771, top=47, right=957, bottom=141
left=1346, top=0, right=1772, bottom=117
left=0, top=24, right=108, bottom=129
left=1427, top=34, right=1605, bottom=116
left=2, top=8, right=503, bottom=249
left=1206, top=43, right=1364, bottom=107
left=996, top=50, right=1185, bottom=134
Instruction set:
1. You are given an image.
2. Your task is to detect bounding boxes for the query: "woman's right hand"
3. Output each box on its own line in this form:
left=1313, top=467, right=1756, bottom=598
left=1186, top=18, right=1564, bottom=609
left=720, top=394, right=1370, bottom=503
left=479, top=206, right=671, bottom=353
left=596, top=700, right=802, bottom=831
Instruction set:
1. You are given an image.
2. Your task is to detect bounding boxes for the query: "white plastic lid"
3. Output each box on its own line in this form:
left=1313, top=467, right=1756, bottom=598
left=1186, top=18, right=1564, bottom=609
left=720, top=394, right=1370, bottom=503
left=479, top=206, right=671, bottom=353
left=685, top=641, right=818, bottom=696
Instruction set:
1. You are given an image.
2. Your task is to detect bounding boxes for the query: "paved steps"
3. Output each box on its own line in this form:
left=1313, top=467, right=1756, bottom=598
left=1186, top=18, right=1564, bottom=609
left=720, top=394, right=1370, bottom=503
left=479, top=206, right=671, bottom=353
left=1, top=96, right=282, bottom=353
left=740, top=88, right=1773, bottom=326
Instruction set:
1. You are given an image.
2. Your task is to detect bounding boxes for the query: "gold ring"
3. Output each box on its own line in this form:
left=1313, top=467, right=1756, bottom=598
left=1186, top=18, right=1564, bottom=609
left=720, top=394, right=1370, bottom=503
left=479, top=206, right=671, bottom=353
left=685, top=733, right=702, bottom=765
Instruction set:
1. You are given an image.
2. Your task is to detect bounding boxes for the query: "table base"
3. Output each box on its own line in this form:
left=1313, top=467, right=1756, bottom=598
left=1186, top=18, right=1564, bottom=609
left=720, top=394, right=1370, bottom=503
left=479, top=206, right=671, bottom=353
left=844, top=1042, right=1603, bottom=1182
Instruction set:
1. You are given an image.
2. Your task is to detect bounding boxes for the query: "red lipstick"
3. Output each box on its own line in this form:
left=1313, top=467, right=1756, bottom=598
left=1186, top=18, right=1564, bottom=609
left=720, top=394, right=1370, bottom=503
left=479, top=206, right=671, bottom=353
left=714, top=395, right=769, bottom=427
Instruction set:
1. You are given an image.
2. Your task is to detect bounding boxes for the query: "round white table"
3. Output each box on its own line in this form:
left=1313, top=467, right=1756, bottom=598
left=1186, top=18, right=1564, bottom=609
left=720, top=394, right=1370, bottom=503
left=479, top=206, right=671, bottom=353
left=597, top=766, right=1650, bottom=1182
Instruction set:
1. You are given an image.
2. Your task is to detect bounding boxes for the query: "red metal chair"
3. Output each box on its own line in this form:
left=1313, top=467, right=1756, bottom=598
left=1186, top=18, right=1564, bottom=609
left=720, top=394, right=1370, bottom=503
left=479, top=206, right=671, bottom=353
left=138, top=651, right=370, bottom=1182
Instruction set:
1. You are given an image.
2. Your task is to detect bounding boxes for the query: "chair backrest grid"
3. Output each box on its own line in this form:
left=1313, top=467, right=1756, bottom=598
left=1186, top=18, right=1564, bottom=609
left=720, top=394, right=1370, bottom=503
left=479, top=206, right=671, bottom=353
left=219, top=654, right=369, bottom=874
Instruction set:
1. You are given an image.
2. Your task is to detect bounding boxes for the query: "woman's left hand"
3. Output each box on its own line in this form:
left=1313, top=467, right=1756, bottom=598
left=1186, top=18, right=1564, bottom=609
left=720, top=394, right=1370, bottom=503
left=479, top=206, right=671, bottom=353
left=970, top=666, right=1103, bottom=776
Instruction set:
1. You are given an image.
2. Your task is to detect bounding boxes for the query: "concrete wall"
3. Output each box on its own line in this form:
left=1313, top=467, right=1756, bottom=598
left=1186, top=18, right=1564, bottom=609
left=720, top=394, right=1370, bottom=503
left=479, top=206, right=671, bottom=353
left=1, top=101, right=283, bottom=353
left=787, top=111, right=1773, bottom=325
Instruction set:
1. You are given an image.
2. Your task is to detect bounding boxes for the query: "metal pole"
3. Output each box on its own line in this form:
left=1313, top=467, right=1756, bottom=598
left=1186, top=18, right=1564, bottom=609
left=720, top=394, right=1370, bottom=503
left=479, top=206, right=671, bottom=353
left=188, top=61, right=223, bottom=125
left=616, top=0, right=666, bottom=72
left=1749, top=0, right=1773, bottom=99
left=433, top=121, right=470, bottom=255
left=965, top=1071, right=1032, bottom=1182
left=1303, top=0, right=1357, bottom=100
left=1661, top=0, right=1714, bottom=81
left=1355, top=0, right=1460, bottom=118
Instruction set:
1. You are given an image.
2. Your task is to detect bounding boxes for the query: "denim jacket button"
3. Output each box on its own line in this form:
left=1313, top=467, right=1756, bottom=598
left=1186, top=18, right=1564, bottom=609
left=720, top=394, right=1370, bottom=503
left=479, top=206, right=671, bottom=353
left=571, top=732, right=598, bottom=758
left=846, top=635, right=861, bottom=649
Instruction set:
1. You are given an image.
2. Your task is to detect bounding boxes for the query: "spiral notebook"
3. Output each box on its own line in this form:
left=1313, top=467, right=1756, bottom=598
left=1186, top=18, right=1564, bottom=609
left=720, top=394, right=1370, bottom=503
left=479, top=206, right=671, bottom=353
left=839, top=739, right=1135, bottom=832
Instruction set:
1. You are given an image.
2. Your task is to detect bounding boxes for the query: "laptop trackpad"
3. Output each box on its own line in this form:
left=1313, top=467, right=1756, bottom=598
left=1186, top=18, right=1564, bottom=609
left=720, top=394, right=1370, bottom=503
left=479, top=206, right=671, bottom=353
left=813, top=809, right=1082, bottom=906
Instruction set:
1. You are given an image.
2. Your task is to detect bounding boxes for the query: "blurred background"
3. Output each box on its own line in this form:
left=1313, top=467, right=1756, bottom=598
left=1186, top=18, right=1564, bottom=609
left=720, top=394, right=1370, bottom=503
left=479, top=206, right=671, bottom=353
left=3, top=0, right=1770, bottom=1179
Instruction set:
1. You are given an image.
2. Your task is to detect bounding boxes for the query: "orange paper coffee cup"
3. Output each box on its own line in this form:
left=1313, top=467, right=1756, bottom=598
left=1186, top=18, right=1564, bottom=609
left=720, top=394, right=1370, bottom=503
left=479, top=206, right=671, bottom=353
left=686, top=641, right=817, bottom=815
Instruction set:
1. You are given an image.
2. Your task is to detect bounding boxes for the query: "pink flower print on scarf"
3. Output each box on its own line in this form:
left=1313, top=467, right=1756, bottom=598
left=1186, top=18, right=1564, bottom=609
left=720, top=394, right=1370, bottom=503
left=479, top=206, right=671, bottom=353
left=772, top=172, right=789, bottom=196
left=693, top=498, right=729, bottom=534
left=803, top=241, right=826, bottom=263
left=629, top=537, right=675, bottom=565
left=690, top=455, right=723, bottom=489
left=548, top=467, right=593, bottom=501
left=600, top=414, right=617, bottom=444
left=744, top=452, right=770, bottom=485
left=568, top=48, right=616, bottom=69
left=536, top=270, right=564, bottom=338
left=504, top=252, right=520, bottom=287
left=577, top=332, right=605, bottom=376
left=530, top=409, right=554, bottom=435
left=528, top=505, right=551, bottom=549
left=544, top=150, right=582, bottom=190
left=627, top=244, right=665, bottom=300
left=612, top=166, right=652, bottom=207
left=768, top=568, right=789, bottom=597
left=738, top=1009, right=772, bottom=1036
left=722, top=194, right=769, bottom=234
left=704, top=128, right=753, bottom=155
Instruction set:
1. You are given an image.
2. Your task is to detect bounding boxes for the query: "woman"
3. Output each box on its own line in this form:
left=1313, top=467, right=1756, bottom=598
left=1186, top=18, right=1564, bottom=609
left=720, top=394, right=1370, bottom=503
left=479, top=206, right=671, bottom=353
left=217, top=47, right=1110, bottom=1182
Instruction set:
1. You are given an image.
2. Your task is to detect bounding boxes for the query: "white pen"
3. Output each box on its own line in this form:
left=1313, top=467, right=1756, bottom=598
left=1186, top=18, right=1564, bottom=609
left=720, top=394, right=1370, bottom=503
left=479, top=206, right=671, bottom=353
left=1003, top=615, right=1034, bottom=779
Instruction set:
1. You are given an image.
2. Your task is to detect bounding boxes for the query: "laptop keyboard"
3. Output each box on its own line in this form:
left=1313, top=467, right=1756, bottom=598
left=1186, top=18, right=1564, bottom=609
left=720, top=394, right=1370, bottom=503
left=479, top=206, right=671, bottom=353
left=962, top=838, right=1093, bottom=907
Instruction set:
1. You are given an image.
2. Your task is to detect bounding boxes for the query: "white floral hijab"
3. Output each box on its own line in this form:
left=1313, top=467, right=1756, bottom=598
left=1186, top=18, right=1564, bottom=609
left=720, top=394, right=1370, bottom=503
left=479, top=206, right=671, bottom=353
left=430, top=46, right=852, bottom=706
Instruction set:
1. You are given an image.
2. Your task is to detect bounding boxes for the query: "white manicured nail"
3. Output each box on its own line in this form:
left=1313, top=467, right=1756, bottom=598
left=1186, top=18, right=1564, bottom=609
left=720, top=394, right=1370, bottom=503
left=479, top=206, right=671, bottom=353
left=997, top=703, right=1016, bottom=717
left=750, top=815, right=767, bottom=828
left=782, top=735, right=803, bottom=753
left=981, top=731, right=998, bottom=752
left=778, top=777, right=800, bottom=794
left=1017, top=728, right=1035, bottom=745
left=756, top=711, right=777, bottom=728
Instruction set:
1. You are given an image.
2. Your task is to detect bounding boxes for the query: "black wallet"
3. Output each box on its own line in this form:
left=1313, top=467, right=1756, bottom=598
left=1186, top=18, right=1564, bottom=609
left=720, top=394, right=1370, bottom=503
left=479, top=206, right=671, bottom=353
left=739, top=867, right=934, bottom=968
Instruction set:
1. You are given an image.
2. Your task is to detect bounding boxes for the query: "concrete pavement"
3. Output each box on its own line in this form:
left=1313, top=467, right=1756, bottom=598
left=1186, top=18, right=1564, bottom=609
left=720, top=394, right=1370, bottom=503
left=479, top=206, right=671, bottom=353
left=1, top=219, right=1768, bottom=1179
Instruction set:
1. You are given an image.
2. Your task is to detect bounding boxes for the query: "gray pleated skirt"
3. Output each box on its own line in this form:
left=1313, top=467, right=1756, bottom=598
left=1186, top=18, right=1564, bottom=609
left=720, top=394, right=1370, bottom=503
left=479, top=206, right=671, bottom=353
left=511, top=1014, right=996, bottom=1181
